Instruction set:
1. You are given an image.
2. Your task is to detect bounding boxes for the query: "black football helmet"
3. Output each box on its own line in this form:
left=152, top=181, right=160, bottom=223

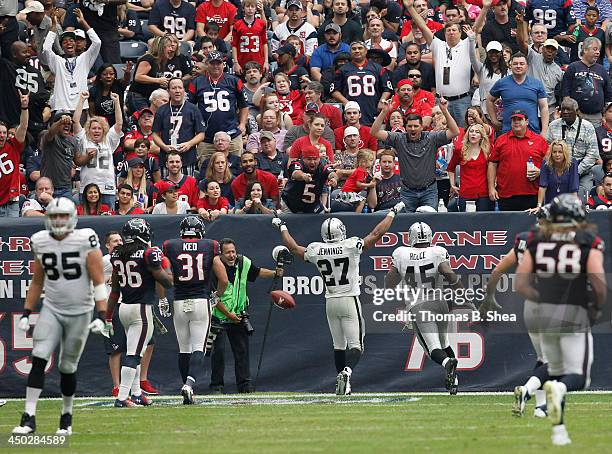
left=122, top=218, right=152, bottom=244
left=180, top=215, right=205, bottom=238
left=536, top=203, right=551, bottom=222
left=548, top=194, right=586, bottom=225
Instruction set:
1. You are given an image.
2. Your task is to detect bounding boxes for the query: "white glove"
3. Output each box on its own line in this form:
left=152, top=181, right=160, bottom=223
left=271, top=217, right=286, bottom=229
left=88, top=318, right=106, bottom=335
left=158, top=298, right=171, bottom=318
left=18, top=316, right=30, bottom=332
left=392, top=201, right=405, bottom=215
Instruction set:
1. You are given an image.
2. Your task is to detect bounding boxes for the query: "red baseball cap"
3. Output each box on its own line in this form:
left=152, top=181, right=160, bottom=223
left=302, top=146, right=320, bottom=159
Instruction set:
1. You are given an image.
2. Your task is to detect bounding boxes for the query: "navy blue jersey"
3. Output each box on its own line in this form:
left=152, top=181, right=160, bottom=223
left=187, top=73, right=248, bottom=143
left=163, top=54, right=193, bottom=80
left=526, top=0, right=576, bottom=39
left=331, top=59, right=393, bottom=125
left=162, top=238, right=219, bottom=299
left=526, top=229, right=605, bottom=307
left=111, top=246, right=163, bottom=305
left=152, top=101, right=205, bottom=168
left=148, top=0, right=196, bottom=40
left=281, top=160, right=333, bottom=213
left=513, top=230, right=534, bottom=263
left=595, top=124, right=612, bottom=158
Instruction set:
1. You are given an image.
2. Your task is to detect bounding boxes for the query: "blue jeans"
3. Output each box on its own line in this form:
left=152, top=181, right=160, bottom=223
left=457, top=197, right=495, bottom=212
left=54, top=188, right=79, bottom=205
left=0, top=201, right=20, bottom=217
left=400, top=183, right=438, bottom=212
left=447, top=95, right=472, bottom=128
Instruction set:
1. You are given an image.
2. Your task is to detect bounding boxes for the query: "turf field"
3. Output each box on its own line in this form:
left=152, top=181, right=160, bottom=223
left=0, top=393, right=610, bottom=453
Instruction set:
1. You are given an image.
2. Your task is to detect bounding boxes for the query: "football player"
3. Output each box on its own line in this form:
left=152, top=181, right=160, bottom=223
left=516, top=194, right=606, bottom=446
left=385, top=222, right=468, bottom=395
left=162, top=216, right=233, bottom=404
left=272, top=201, right=405, bottom=395
left=108, top=219, right=173, bottom=407
left=13, top=198, right=108, bottom=435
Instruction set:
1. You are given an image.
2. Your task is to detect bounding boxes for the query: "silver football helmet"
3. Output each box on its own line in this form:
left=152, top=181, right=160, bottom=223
left=321, top=218, right=346, bottom=243
left=44, top=197, right=77, bottom=236
left=408, top=222, right=433, bottom=246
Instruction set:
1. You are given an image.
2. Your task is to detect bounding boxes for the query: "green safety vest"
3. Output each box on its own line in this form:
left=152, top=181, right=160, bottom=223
left=213, top=255, right=251, bottom=321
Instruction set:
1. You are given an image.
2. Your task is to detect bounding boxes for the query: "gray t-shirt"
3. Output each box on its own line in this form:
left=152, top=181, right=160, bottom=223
left=383, top=130, right=450, bottom=189
left=40, top=131, right=77, bottom=190
left=527, top=47, right=563, bottom=108
left=0, top=0, right=17, bottom=16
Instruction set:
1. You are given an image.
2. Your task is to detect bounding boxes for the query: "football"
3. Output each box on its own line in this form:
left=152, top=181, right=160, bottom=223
left=271, top=290, right=296, bottom=309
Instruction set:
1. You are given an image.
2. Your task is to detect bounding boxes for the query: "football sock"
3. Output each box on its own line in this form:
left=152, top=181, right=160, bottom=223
left=61, top=395, right=74, bottom=416
left=130, top=366, right=142, bottom=397
left=533, top=362, right=550, bottom=384
left=345, top=348, right=362, bottom=370
left=534, top=360, right=544, bottom=370
left=187, top=350, right=205, bottom=387
left=443, top=346, right=456, bottom=358
left=118, top=366, right=136, bottom=401
left=24, top=357, right=46, bottom=416
left=431, top=349, right=448, bottom=366
left=24, top=387, right=42, bottom=416
left=525, top=376, right=541, bottom=397
left=179, top=353, right=191, bottom=383
left=334, top=350, right=346, bottom=374
left=560, top=374, right=584, bottom=392
left=535, top=390, right=546, bottom=408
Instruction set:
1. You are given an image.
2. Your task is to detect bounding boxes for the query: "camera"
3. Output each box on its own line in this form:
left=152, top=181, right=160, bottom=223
left=240, top=310, right=254, bottom=336
left=205, top=321, right=223, bottom=356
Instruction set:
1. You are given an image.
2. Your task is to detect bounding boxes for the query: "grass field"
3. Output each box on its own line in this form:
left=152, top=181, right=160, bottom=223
left=0, top=393, right=610, bottom=453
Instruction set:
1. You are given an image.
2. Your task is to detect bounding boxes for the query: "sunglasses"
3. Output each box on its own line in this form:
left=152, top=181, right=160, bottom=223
left=407, top=74, right=421, bottom=78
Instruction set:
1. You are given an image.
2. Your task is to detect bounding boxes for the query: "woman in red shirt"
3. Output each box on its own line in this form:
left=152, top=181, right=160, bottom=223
left=288, top=113, right=334, bottom=163
left=452, top=106, right=495, bottom=151
left=76, top=183, right=112, bottom=216
left=448, top=124, right=495, bottom=211
left=197, top=180, right=229, bottom=221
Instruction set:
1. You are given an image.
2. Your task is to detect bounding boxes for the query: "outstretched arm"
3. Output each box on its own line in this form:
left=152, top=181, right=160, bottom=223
left=363, top=202, right=405, bottom=250
left=272, top=217, right=306, bottom=260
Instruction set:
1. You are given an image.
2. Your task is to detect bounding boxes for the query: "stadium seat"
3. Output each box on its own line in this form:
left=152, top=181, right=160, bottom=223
left=179, top=42, right=192, bottom=58
left=119, top=41, right=148, bottom=62
left=140, top=20, right=153, bottom=42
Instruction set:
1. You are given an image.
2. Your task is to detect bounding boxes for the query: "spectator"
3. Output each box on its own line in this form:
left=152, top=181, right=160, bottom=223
left=283, top=109, right=336, bottom=152
left=367, top=149, right=402, bottom=211
left=89, top=63, right=131, bottom=128
left=333, top=101, right=378, bottom=152
left=365, top=18, right=397, bottom=70
left=73, top=91, right=122, bottom=206
left=112, top=183, right=146, bottom=215
left=333, top=126, right=361, bottom=184
left=482, top=0, right=518, bottom=52
left=0, top=0, right=19, bottom=58
left=399, top=0, right=443, bottom=43
left=20, top=1, right=63, bottom=59
left=124, top=157, right=156, bottom=210
left=152, top=181, right=191, bottom=214
left=332, top=41, right=392, bottom=126
left=318, top=0, right=363, bottom=44
left=231, top=0, right=268, bottom=75
left=487, top=52, right=549, bottom=135
left=152, top=77, right=205, bottom=175
left=368, top=0, right=402, bottom=35
left=468, top=36, right=509, bottom=115
left=288, top=112, right=335, bottom=162
left=160, top=152, right=199, bottom=208
left=199, top=151, right=235, bottom=206
left=535, top=140, right=580, bottom=206
left=546, top=98, right=600, bottom=198
left=127, top=0, right=154, bottom=19
left=595, top=101, right=612, bottom=157
left=567, top=7, right=606, bottom=65
left=447, top=124, right=494, bottom=211
left=197, top=180, right=229, bottom=220
left=80, top=0, right=123, bottom=63
left=161, top=33, right=193, bottom=83
left=76, top=182, right=113, bottom=216
left=256, top=72, right=306, bottom=125
left=488, top=110, right=549, bottom=211
left=255, top=132, right=289, bottom=178
left=119, top=138, right=161, bottom=184
left=587, top=172, right=612, bottom=208
left=406, top=68, right=435, bottom=109
left=320, top=52, right=350, bottom=99
left=0, top=92, right=27, bottom=218
left=304, top=81, right=342, bottom=130
left=569, top=0, right=610, bottom=30
left=195, top=0, right=236, bottom=40
left=234, top=181, right=276, bottom=214
left=231, top=151, right=280, bottom=205
left=188, top=50, right=248, bottom=158
left=370, top=97, right=460, bottom=212
left=392, top=42, right=436, bottom=92
left=199, top=132, right=242, bottom=178
left=243, top=62, right=264, bottom=119
left=389, top=79, right=432, bottom=128
left=149, top=88, right=170, bottom=115
left=256, top=92, right=293, bottom=130
left=117, top=4, right=143, bottom=42
left=332, top=149, right=375, bottom=212
left=42, top=8, right=100, bottom=114
left=387, top=110, right=406, bottom=131
left=22, top=176, right=54, bottom=216
left=562, top=37, right=612, bottom=125
left=280, top=146, right=338, bottom=213
left=123, top=108, right=160, bottom=159
left=271, top=0, right=317, bottom=57
left=39, top=112, right=78, bottom=201
left=246, top=110, right=288, bottom=154
left=452, top=106, right=496, bottom=152
left=149, top=0, right=196, bottom=42
left=310, top=24, right=350, bottom=81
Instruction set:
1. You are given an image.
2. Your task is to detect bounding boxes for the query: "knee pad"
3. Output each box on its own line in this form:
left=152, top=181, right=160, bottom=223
left=60, top=373, right=77, bottom=396
left=27, top=356, right=47, bottom=389
left=124, top=355, right=141, bottom=369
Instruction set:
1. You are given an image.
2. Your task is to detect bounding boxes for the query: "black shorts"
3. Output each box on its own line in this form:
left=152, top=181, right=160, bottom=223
left=104, top=304, right=154, bottom=355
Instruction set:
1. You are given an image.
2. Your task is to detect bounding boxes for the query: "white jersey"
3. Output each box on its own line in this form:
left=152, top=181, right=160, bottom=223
left=31, top=228, right=101, bottom=316
left=392, top=245, right=450, bottom=306
left=304, top=237, right=364, bottom=298
left=103, top=253, right=122, bottom=303
left=270, top=20, right=318, bottom=56
left=77, top=127, right=123, bottom=195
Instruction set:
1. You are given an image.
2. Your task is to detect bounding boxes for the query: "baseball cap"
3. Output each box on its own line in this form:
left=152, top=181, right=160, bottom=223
left=128, top=157, right=145, bottom=168
left=19, top=1, right=44, bottom=14
left=325, top=23, right=342, bottom=34
left=260, top=131, right=275, bottom=141
left=510, top=109, right=527, bottom=119
left=207, top=50, right=224, bottom=62
left=543, top=39, right=559, bottom=49
left=52, top=110, right=72, bottom=123
left=155, top=181, right=177, bottom=195
left=302, top=146, right=320, bottom=159
left=138, top=107, right=154, bottom=117
left=334, top=52, right=350, bottom=63
left=344, top=101, right=360, bottom=112
left=277, top=43, right=297, bottom=57
left=287, top=0, right=302, bottom=9
left=485, top=41, right=503, bottom=53
left=60, top=31, right=76, bottom=42
left=397, top=79, right=413, bottom=90
left=350, top=40, right=366, bottom=48
left=344, top=126, right=359, bottom=138
left=305, top=102, right=319, bottom=113
left=74, top=29, right=86, bottom=40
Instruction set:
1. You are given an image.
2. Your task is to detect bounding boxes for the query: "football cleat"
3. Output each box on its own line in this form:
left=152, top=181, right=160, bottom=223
left=114, top=398, right=136, bottom=408
left=512, top=386, right=528, bottom=417
left=544, top=381, right=565, bottom=425
left=13, top=413, right=36, bottom=434
left=444, top=358, right=458, bottom=392
left=56, top=413, right=72, bottom=436
left=335, top=367, right=352, bottom=396
left=181, top=385, right=194, bottom=405
left=449, top=376, right=458, bottom=395
left=131, top=394, right=153, bottom=406
left=551, top=424, right=572, bottom=446
left=534, top=406, right=548, bottom=418
left=111, top=386, right=119, bottom=397
left=140, top=380, right=159, bottom=395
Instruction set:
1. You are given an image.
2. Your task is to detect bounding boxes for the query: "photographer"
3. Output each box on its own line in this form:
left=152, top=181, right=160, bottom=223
left=210, top=239, right=283, bottom=394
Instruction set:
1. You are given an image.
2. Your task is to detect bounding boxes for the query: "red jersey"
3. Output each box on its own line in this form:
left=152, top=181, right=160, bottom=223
left=452, top=126, right=496, bottom=152
left=231, top=18, right=268, bottom=68
left=334, top=125, right=378, bottom=152
left=289, top=135, right=334, bottom=162
left=196, top=196, right=230, bottom=211
left=77, top=203, right=113, bottom=216
left=111, top=206, right=146, bottom=215
left=195, top=0, right=237, bottom=39
left=413, top=89, right=435, bottom=109
left=447, top=149, right=489, bottom=199
left=156, top=175, right=199, bottom=208
left=277, top=90, right=305, bottom=125
left=389, top=97, right=432, bottom=120
left=400, top=19, right=444, bottom=40
left=342, top=167, right=369, bottom=193
left=231, top=169, right=279, bottom=201
left=0, top=138, right=24, bottom=205
left=123, top=130, right=157, bottom=162
left=318, top=104, right=343, bottom=130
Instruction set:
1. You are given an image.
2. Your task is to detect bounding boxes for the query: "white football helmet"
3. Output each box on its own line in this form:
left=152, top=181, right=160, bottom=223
left=321, top=218, right=346, bottom=243
left=45, top=197, right=77, bottom=236
left=408, top=222, right=433, bottom=246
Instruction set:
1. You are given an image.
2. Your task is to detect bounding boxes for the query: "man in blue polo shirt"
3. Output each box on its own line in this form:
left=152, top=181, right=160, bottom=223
left=310, top=24, right=350, bottom=82
left=487, top=52, right=550, bottom=136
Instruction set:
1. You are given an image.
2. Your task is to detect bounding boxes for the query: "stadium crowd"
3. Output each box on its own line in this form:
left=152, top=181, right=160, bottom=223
left=2, top=0, right=612, bottom=216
